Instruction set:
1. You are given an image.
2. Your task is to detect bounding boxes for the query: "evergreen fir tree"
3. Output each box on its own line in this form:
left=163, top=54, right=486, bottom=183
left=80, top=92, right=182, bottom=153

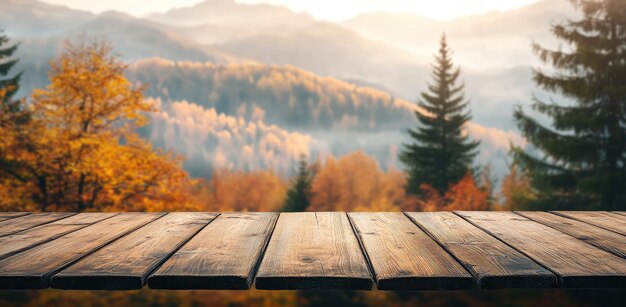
left=0, top=30, right=24, bottom=122
left=513, top=0, right=626, bottom=210
left=400, top=34, right=480, bottom=195
left=282, top=155, right=314, bottom=212
left=0, top=30, right=30, bottom=186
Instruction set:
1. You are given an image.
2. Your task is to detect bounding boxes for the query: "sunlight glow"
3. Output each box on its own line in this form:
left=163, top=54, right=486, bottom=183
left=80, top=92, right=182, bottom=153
left=40, top=0, right=542, bottom=20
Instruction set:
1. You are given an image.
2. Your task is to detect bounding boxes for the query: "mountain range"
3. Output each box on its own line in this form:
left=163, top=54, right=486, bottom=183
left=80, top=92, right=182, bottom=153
left=1, top=0, right=575, bottom=181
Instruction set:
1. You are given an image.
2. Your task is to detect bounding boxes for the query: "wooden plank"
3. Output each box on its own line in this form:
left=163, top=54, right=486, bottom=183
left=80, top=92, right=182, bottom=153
left=255, top=212, right=372, bottom=290
left=406, top=212, right=556, bottom=289
left=0, top=212, right=163, bottom=289
left=552, top=211, right=626, bottom=236
left=349, top=212, right=473, bottom=290
left=0, top=212, right=31, bottom=222
left=457, top=211, right=626, bottom=288
left=0, top=213, right=75, bottom=237
left=0, top=213, right=117, bottom=260
left=518, top=212, right=626, bottom=259
left=149, top=212, right=277, bottom=290
left=52, top=212, right=218, bottom=290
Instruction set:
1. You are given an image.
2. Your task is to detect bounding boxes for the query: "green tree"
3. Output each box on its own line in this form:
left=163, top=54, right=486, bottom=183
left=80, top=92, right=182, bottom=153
left=0, top=30, right=32, bottom=209
left=282, top=155, right=314, bottom=212
left=513, top=0, right=626, bottom=210
left=400, top=34, right=480, bottom=195
left=0, top=30, right=28, bottom=126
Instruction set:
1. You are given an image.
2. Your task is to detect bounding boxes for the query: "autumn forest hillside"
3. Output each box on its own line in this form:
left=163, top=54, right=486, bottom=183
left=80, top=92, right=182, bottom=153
left=1, top=0, right=625, bottom=214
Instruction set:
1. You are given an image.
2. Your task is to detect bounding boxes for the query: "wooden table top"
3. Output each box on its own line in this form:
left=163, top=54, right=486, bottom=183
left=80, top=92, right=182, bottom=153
left=0, top=211, right=624, bottom=290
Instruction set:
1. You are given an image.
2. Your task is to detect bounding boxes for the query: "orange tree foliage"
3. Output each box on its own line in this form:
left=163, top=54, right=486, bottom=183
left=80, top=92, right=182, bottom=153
left=0, top=42, right=200, bottom=212
left=498, top=163, right=537, bottom=210
left=408, top=173, right=489, bottom=212
left=193, top=169, right=288, bottom=212
left=309, top=152, right=406, bottom=212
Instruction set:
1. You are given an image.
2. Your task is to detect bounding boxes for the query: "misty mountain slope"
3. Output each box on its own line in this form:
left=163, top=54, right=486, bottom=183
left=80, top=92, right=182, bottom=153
left=0, top=0, right=94, bottom=37
left=148, top=0, right=315, bottom=29
left=147, top=98, right=315, bottom=177
left=128, top=58, right=416, bottom=131
left=214, top=22, right=431, bottom=99
left=343, top=0, right=577, bottom=69
left=148, top=0, right=316, bottom=45
left=128, top=59, right=524, bottom=180
left=3, top=0, right=245, bottom=96
left=7, top=0, right=539, bottom=133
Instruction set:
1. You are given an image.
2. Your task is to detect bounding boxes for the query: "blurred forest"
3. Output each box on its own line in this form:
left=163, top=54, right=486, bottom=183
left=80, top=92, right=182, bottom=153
left=0, top=0, right=625, bottom=306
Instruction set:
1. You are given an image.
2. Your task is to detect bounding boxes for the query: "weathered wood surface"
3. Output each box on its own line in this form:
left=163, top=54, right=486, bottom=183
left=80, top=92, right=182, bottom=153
left=52, top=213, right=218, bottom=290
left=457, top=211, right=626, bottom=288
left=0, top=213, right=75, bottom=237
left=552, top=211, right=626, bottom=236
left=0, top=213, right=116, bottom=260
left=149, top=212, right=277, bottom=290
left=0, top=212, right=31, bottom=222
left=255, top=212, right=372, bottom=290
left=0, top=213, right=163, bottom=289
left=518, top=212, right=626, bottom=259
left=349, top=212, right=472, bottom=290
left=407, top=212, right=556, bottom=289
left=0, top=211, right=624, bottom=290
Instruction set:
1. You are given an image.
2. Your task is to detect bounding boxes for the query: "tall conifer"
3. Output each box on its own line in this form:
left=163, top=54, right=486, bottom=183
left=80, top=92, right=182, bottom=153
left=401, top=34, right=479, bottom=195
left=282, top=155, right=314, bottom=212
left=513, top=0, right=626, bottom=210
left=0, top=30, right=25, bottom=123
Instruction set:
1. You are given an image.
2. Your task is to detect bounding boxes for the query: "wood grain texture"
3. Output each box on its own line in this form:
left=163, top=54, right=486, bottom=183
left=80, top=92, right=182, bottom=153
left=406, top=212, right=556, bottom=289
left=149, top=212, right=277, bottom=290
left=552, top=211, right=626, bottom=236
left=0, top=212, right=163, bottom=289
left=0, top=213, right=117, bottom=260
left=518, top=212, right=626, bottom=259
left=349, top=212, right=473, bottom=290
left=255, top=212, right=372, bottom=290
left=0, top=212, right=31, bottom=222
left=457, top=211, right=626, bottom=288
left=0, top=213, right=75, bottom=237
left=52, top=212, right=217, bottom=290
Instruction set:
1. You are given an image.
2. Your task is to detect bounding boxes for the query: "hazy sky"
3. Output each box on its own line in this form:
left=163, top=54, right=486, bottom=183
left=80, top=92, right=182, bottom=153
left=40, top=0, right=542, bottom=21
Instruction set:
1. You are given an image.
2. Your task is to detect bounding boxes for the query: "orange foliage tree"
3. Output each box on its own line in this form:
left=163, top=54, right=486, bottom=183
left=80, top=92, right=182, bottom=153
left=499, top=163, right=537, bottom=210
left=309, top=152, right=406, bottom=212
left=408, top=173, right=489, bottom=212
left=0, top=41, right=200, bottom=212
left=194, top=169, right=287, bottom=212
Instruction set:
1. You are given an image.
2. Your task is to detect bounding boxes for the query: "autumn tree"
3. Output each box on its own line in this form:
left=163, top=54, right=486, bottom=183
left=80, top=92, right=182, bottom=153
left=309, top=152, right=405, bottom=212
left=0, top=41, right=200, bottom=212
left=198, top=169, right=287, bottom=211
left=282, top=155, right=314, bottom=212
left=412, top=174, right=489, bottom=212
left=513, top=0, right=626, bottom=210
left=400, top=34, right=480, bottom=195
left=499, top=163, right=537, bottom=210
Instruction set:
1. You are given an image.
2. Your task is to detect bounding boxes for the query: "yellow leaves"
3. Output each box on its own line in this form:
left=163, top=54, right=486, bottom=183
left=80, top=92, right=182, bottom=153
left=0, top=40, right=201, bottom=212
left=309, top=152, right=407, bottom=212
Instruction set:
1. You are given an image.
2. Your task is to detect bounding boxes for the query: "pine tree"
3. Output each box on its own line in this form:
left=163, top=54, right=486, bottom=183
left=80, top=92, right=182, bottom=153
left=400, top=34, right=480, bottom=195
left=513, top=0, right=626, bottom=210
left=0, top=29, right=26, bottom=125
left=282, top=155, right=314, bottom=212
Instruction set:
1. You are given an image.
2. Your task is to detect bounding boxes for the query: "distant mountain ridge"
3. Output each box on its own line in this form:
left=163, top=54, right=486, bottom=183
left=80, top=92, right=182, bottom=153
left=3, top=0, right=568, bottom=179
left=343, top=0, right=577, bottom=68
